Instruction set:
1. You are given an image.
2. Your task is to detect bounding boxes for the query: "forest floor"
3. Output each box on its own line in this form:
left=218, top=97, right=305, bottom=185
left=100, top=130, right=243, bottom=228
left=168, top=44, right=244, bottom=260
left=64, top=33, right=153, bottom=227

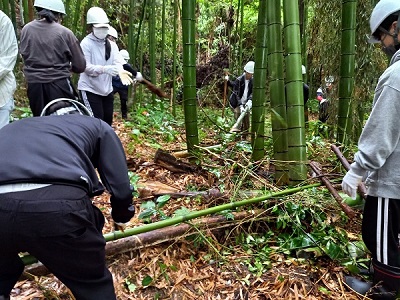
left=10, top=114, right=369, bottom=300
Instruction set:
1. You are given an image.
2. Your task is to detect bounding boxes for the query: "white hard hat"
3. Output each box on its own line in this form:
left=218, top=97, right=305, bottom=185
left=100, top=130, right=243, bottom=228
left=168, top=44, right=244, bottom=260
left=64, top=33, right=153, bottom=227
left=244, top=61, right=255, bottom=74
left=34, top=0, right=66, bottom=14
left=301, top=65, right=306, bottom=74
left=369, top=0, right=400, bottom=43
left=120, top=49, right=130, bottom=60
left=87, top=7, right=109, bottom=27
left=108, top=26, right=118, bottom=39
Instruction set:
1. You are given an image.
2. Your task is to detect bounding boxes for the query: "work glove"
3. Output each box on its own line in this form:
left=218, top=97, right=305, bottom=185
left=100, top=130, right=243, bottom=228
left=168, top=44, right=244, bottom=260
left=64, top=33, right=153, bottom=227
left=245, top=100, right=252, bottom=110
left=224, top=75, right=229, bottom=81
left=240, top=105, right=245, bottom=114
left=341, top=169, right=363, bottom=200
left=135, top=71, right=144, bottom=82
left=103, top=65, right=119, bottom=76
left=111, top=203, right=135, bottom=224
left=119, top=70, right=133, bottom=86
left=114, top=221, right=129, bottom=232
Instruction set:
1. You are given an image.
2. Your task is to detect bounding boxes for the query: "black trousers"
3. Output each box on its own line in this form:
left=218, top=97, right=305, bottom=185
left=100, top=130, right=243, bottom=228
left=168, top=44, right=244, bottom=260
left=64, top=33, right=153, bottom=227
left=0, top=185, right=116, bottom=300
left=362, top=196, right=400, bottom=267
left=80, top=90, right=114, bottom=126
left=113, top=87, right=129, bottom=118
left=27, top=78, right=77, bottom=116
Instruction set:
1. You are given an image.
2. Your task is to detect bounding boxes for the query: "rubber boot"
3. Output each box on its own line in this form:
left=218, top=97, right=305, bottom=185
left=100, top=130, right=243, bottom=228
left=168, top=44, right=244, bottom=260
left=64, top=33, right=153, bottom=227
left=345, top=276, right=373, bottom=295
left=366, top=259, right=400, bottom=300
left=0, top=295, right=10, bottom=300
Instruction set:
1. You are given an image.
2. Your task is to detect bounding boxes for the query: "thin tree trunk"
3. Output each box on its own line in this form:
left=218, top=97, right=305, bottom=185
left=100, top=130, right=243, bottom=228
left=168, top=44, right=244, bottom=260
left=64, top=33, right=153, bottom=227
left=251, top=0, right=268, bottom=162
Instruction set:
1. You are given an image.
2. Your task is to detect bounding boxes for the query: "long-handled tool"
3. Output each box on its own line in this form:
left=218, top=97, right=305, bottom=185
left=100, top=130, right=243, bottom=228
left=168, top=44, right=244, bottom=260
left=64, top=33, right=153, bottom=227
left=230, top=105, right=250, bottom=133
left=309, top=161, right=356, bottom=219
left=141, top=78, right=168, bottom=99
left=331, top=144, right=367, bottom=200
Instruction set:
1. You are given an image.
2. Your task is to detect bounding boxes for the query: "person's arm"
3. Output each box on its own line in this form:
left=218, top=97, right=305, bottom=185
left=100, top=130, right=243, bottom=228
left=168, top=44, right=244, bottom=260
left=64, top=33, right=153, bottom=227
left=0, top=13, right=18, bottom=81
left=67, top=31, right=86, bottom=74
left=123, top=63, right=137, bottom=76
left=96, top=123, right=135, bottom=223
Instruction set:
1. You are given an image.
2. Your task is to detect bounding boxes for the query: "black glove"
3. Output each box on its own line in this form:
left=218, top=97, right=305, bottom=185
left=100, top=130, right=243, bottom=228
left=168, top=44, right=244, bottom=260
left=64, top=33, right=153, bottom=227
left=111, top=203, right=135, bottom=223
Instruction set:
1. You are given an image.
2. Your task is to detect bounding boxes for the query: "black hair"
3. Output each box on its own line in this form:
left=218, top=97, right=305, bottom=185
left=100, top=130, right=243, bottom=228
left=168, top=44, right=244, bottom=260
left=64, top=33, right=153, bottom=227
left=372, top=13, right=399, bottom=41
left=36, top=7, right=62, bottom=23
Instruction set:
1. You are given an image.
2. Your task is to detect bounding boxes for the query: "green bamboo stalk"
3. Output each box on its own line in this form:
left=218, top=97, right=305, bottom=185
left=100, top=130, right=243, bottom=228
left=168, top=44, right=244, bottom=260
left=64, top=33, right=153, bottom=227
left=22, top=0, right=29, bottom=25
left=336, top=0, right=357, bottom=146
left=160, top=0, right=166, bottom=90
left=182, top=0, right=199, bottom=154
left=172, top=0, right=178, bottom=117
left=2, top=0, right=9, bottom=15
left=267, top=0, right=289, bottom=185
left=9, top=0, right=17, bottom=37
left=71, top=0, right=83, bottom=36
left=21, top=182, right=322, bottom=266
left=251, top=0, right=268, bottom=161
left=238, top=0, right=244, bottom=75
left=149, top=0, right=156, bottom=104
left=283, top=0, right=307, bottom=184
left=134, top=0, right=146, bottom=70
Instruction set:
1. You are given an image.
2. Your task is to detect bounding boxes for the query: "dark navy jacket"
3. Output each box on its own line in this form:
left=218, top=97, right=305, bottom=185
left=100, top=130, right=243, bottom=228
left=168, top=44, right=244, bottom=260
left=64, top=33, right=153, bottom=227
left=112, top=63, right=137, bottom=90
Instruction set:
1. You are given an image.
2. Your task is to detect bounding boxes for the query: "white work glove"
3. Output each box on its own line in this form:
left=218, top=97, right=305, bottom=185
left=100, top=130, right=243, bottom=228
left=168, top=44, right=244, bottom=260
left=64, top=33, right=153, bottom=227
left=119, top=70, right=133, bottom=86
left=341, top=169, right=363, bottom=200
left=224, top=75, right=229, bottom=81
left=245, top=100, right=252, bottom=110
left=135, top=71, right=144, bottom=82
left=240, top=105, right=245, bottom=114
left=103, top=65, right=119, bottom=76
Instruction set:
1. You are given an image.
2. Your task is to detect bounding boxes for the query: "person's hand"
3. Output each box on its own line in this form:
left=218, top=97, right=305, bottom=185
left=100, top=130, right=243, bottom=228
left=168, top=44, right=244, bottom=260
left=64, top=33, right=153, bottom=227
left=114, top=221, right=129, bottom=232
left=111, top=203, right=135, bottom=224
left=341, top=169, right=363, bottom=200
left=103, top=65, right=119, bottom=76
left=245, top=100, right=252, bottom=110
left=224, top=75, right=229, bottom=81
left=135, top=72, right=144, bottom=82
left=119, top=70, right=133, bottom=85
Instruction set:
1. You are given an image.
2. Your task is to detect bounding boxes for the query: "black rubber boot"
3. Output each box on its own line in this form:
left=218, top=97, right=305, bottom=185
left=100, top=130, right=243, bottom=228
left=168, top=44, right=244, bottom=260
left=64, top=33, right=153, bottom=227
left=345, top=276, right=373, bottom=295
left=366, top=259, right=400, bottom=300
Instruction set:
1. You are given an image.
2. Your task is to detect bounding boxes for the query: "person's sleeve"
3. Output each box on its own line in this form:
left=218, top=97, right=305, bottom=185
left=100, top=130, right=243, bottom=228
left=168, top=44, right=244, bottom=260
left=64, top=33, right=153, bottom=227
left=0, top=14, right=18, bottom=81
left=80, top=38, right=107, bottom=76
left=68, top=32, right=86, bottom=74
left=354, top=86, right=400, bottom=172
left=123, top=63, right=137, bottom=76
left=111, top=41, right=124, bottom=72
left=96, top=123, right=135, bottom=222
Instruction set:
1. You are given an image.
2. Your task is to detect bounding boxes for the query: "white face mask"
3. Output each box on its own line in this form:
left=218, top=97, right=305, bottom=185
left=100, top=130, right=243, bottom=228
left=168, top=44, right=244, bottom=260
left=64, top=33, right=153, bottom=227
left=93, top=27, right=108, bottom=40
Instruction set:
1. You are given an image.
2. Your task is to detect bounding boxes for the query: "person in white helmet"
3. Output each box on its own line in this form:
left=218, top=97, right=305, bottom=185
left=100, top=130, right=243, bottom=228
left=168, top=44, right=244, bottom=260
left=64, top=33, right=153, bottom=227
left=0, top=10, right=18, bottom=129
left=78, top=7, right=136, bottom=126
left=342, top=1, right=400, bottom=298
left=19, top=0, right=86, bottom=116
left=107, top=26, right=118, bottom=43
left=225, top=61, right=254, bottom=134
left=112, top=49, right=143, bottom=119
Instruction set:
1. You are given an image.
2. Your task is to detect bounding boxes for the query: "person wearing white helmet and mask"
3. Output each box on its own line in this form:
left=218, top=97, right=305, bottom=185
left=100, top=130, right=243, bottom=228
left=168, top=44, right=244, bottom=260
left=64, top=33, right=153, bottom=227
left=19, top=0, right=86, bottom=116
left=112, top=49, right=143, bottom=119
left=78, top=7, right=136, bottom=126
left=225, top=60, right=254, bottom=134
left=342, top=1, right=400, bottom=298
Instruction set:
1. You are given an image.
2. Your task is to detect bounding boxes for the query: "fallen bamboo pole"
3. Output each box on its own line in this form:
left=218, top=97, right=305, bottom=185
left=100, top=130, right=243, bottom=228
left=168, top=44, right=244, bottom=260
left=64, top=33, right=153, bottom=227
left=23, top=210, right=267, bottom=277
left=309, top=161, right=356, bottom=219
left=21, top=182, right=322, bottom=267
left=330, top=144, right=367, bottom=199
